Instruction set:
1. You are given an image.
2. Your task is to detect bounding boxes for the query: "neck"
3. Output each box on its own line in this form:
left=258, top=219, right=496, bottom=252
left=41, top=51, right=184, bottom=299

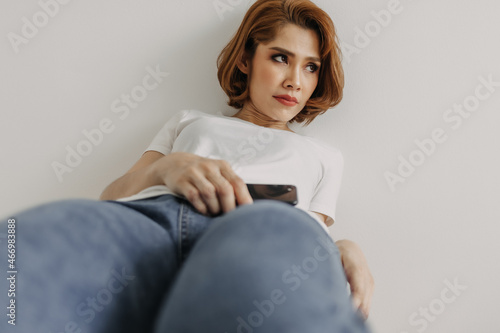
left=231, top=105, right=294, bottom=133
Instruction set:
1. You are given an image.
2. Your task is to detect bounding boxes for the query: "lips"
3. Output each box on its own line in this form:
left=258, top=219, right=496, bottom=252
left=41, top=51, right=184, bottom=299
left=273, top=95, right=298, bottom=107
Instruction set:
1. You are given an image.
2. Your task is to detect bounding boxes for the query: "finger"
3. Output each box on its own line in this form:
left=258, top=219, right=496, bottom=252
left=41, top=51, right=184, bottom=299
left=221, top=166, right=253, bottom=205
left=232, top=177, right=254, bottom=206
left=360, top=277, right=374, bottom=319
left=349, top=274, right=365, bottom=310
left=359, top=301, right=370, bottom=320
left=182, top=183, right=208, bottom=215
left=350, top=273, right=373, bottom=320
left=219, top=161, right=253, bottom=206
left=351, top=294, right=362, bottom=312
left=359, top=299, right=370, bottom=320
left=189, top=175, right=221, bottom=215
left=351, top=292, right=368, bottom=320
left=206, top=172, right=236, bottom=213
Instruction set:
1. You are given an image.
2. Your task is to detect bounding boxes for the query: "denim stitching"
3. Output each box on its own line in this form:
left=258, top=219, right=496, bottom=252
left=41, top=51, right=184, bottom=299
left=177, top=202, right=185, bottom=266
left=179, top=202, right=190, bottom=264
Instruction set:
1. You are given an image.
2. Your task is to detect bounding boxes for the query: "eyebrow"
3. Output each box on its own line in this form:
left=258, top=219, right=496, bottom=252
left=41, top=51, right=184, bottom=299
left=269, top=47, right=321, bottom=63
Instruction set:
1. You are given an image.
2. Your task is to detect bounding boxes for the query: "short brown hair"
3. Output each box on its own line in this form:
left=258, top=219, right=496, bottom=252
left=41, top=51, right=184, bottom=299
left=217, top=0, right=344, bottom=125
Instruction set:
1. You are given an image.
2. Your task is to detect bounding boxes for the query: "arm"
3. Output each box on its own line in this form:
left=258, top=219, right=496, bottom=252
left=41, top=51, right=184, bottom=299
left=336, top=239, right=374, bottom=319
left=312, top=211, right=334, bottom=227
left=99, top=151, right=165, bottom=201
left=312, top=213, right=374, bottom=319
left=100, top=151, right=253, bottom=215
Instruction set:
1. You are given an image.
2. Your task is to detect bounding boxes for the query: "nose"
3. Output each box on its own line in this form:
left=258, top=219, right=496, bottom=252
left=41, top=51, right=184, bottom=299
left=283, top=66, right=301, bottom=91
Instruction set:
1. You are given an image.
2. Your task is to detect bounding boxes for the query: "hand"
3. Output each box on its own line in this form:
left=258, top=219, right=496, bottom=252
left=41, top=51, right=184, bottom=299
left=335, top=239, right=374, bottom=319
left=151, top=152, right=253, bottom=215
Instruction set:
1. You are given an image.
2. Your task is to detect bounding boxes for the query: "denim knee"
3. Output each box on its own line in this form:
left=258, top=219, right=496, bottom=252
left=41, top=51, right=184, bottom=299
left=10, top=198, right=108, bottom=224
left=195, top=199, right=334, bottom=256
left=231, top=199, right=324, bottom=234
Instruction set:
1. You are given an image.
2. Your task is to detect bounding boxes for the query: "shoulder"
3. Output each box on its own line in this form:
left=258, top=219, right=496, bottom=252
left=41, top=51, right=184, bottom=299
left=170, top=109, right=212, bottom=120
left=164, top=109, right=221, bottom=127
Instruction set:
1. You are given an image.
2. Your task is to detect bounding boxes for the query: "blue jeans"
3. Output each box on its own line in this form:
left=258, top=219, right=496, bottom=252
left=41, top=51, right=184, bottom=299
left=0, top=194, right=370, bottom=332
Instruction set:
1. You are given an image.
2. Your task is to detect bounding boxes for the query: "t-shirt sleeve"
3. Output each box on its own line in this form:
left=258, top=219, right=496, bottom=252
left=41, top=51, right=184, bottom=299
left=308, top=147, right=344, bottom=225
left=144, top=109, right=190, bottom=155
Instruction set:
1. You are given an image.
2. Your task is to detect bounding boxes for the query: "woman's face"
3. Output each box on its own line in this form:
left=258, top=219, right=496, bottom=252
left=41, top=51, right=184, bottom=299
left=240, top=24, right=321, bottom=123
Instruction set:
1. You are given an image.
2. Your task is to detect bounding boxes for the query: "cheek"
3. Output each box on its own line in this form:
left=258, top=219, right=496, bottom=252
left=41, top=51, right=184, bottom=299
left=254, top=63, right=280, bottom=88
left=304, top=75, right=319, bottom=96
left=249, top=67, right=279, bottom=104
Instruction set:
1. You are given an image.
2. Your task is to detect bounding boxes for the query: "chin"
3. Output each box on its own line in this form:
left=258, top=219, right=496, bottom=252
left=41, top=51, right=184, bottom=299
left=267, top=110, right=292, bottom=122
left=275, top=107, right=301, bottom=121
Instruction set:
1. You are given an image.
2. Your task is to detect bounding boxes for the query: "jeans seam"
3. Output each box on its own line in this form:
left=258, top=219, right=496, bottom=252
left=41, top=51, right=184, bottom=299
left=178, top=202, right=189, bottom=264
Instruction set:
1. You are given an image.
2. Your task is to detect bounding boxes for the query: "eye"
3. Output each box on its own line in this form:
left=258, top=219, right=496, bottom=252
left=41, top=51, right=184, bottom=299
left=306, top=63, right=319, bottom=73
left=272, top=54, right=288, bottom=64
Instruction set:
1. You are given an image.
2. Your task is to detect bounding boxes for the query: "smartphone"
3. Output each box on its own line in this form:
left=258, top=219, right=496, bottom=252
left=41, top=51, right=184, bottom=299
left=246, top=184, right=298, bottom=206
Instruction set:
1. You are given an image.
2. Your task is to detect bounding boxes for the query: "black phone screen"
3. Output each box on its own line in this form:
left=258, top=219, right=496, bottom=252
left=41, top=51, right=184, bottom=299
left=246, top=184, right=298, bottom=206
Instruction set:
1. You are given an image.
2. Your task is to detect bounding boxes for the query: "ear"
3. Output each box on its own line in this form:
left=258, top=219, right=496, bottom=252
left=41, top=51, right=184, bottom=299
left=236, top=52, right=250, bottom=75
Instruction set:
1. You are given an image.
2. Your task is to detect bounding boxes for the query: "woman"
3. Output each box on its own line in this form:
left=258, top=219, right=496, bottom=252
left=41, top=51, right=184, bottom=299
left=1, top=0, right=373, bottom=332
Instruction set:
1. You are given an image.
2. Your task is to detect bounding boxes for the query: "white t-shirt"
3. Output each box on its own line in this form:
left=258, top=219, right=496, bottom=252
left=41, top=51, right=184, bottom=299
left=117, top=110, right=344, bottom=235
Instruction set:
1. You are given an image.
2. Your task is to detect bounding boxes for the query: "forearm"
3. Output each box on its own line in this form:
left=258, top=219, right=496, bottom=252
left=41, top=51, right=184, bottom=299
left=99, top=163, right=162, bottom=201
left=334, top=239, right=374, bottom=319
left=335, top=239, right=363, bottom=270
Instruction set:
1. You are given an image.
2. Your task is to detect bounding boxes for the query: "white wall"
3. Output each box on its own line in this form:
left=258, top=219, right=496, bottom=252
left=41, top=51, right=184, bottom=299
left=1, top=0, right=499, bottom=332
